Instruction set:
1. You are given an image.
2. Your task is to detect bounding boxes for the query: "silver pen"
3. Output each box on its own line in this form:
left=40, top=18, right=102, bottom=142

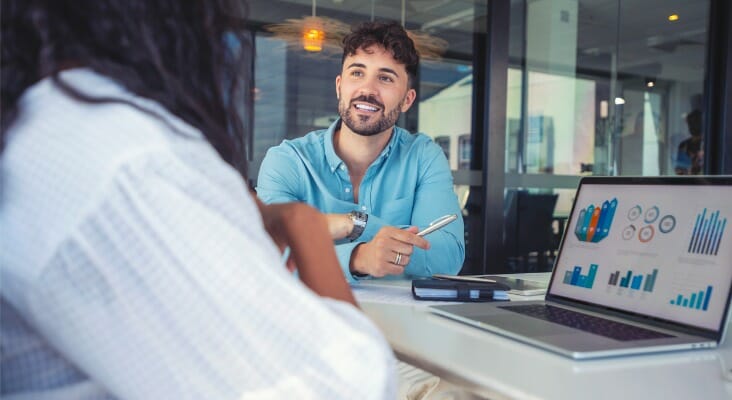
left=417, top=214, right=458, bottom=236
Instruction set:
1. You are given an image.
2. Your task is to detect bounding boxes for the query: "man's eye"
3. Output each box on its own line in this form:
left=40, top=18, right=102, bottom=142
left=351, top=71, right=363, bottom=77
left=379, top=76, right=394, bottom=83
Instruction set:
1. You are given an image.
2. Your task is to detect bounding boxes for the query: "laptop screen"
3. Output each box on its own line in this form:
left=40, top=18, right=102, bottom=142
left=548, top=177, right=732, bottom=333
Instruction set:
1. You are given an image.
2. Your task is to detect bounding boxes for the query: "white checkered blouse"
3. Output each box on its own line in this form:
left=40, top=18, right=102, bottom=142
left=0, top=69, right=396, bottom=399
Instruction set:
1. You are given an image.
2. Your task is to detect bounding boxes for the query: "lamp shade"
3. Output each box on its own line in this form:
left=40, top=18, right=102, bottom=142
left=266, top=16, right=350, bottom=55
left=303, top=28, right=324, bottom=51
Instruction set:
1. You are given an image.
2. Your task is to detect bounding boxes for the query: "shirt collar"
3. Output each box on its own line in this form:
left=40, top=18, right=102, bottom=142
left=324, top=118, right=404, bottom=173
left=324, top=119, right=343, bottom=173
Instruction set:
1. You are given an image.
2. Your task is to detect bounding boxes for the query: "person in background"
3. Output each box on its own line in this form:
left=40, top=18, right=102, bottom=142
left=256, top=21, right=465, bottom=283
left=0, top=1, right=395, bottom=398
left=674, top=109, right=704, bottom=175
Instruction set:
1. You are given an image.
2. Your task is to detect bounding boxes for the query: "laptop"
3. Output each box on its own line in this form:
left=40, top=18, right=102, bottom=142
left=431, top=176, right=732, bottom=359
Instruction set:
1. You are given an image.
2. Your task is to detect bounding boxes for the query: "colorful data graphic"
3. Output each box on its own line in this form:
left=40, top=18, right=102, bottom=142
left=608, top=268, right=658, bottom=292
left=622, top=204, right=676, bottom=243
left=562, top=264, right=598, bottom=289
left=574, top=198, right=617, bottom=243
left=621, top=205, right=676, bottom=243
left=688, top=208, right=727, bottom=256
left=669, top=285, right=713, bottom=311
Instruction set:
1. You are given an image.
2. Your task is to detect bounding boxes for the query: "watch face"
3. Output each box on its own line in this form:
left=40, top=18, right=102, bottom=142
left=350, top=211, right=367, bottom=224
left=347, top=211, right=367, bottom=241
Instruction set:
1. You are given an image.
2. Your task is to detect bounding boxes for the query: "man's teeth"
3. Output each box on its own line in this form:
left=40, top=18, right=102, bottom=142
left=355, top=104, right=378, bottom=111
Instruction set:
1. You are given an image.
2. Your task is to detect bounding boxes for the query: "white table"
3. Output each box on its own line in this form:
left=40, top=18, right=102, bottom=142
left=354, top=274, right=732, bottom=400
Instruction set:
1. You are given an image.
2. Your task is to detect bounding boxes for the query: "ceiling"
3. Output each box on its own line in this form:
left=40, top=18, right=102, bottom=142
left=248, top=0, right=710, bottom=82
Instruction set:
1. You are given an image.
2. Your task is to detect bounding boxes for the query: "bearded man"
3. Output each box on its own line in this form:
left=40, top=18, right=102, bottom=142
left=257, top=21, right=464, bottom=282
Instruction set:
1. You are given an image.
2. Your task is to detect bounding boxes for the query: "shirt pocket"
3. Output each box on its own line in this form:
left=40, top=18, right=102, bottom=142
left=377, top=196, right=414, bottom=225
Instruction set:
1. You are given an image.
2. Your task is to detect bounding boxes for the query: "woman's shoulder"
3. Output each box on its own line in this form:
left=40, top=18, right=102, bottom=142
left=10, top=69, right=204, bottom=161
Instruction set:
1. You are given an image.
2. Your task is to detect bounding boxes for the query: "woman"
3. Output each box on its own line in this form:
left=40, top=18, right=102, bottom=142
left=1, top=1, right=395, bottom=398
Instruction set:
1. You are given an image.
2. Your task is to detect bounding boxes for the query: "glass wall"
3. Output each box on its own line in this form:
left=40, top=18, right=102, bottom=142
left=507, top=0, right=709, bottom=181
left=502, top=0, right=711, bottom=272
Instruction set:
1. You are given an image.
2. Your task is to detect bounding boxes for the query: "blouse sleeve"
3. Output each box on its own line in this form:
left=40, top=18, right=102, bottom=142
left=23, top=149, right=396, bottom=399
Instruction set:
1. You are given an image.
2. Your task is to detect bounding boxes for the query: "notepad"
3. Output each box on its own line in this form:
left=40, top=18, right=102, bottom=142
left=412, top=279, right=510, bottom=302
left=413, top=288, right=510, bottom=300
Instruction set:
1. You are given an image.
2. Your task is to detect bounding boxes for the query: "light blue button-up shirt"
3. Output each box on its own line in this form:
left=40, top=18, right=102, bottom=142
left=256, top=119, right=465, bottom=283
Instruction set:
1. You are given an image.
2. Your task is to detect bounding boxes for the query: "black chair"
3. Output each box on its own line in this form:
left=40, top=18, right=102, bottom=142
left=503, top=190, right=558, bottom=272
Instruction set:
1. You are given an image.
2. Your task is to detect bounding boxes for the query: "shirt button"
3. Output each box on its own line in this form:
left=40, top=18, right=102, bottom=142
left=361, top=206, right=367, bottom=211
left=340, top=165, right=346, bottom=171
left=345, top=188, right=351, bottom=193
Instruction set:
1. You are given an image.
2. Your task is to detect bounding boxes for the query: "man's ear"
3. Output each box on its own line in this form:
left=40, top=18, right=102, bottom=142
left=400, top=88, right=417, bottom=112
left=335, top=75, right=341, bottom=99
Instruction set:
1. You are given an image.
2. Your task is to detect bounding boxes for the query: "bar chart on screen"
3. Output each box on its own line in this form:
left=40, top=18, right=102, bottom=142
left=688, top=208, right=727, bottom=256
left=562, top=264, right=598, bottom=289
left=669, top=285, right=713, bottom=312
left=608, top=268, right=659, bottom=292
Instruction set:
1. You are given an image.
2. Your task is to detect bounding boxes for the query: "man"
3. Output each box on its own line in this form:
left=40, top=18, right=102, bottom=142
left=1, top=1, right=395, bottom=398
left=674, top=109, right=703, bottom=175
left=257, top=21, right=465, bottom=282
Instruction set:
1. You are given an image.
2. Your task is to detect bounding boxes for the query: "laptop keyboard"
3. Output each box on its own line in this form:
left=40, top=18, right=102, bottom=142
left=500, top=304, right=674, bottom=341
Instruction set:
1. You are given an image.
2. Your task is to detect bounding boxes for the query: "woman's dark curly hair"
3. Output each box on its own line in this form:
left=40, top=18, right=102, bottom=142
left=1, top=0, right=252, bottom=174
left=341, top=21, right=419, bottom=89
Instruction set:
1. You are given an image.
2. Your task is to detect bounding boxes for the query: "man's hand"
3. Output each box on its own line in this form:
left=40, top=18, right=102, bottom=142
left=349, top=226, right=430, bottom=277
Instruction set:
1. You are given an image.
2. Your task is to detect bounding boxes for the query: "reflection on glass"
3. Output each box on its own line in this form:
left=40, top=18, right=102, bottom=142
left=503, top=0, right=710, bottom=271
left=419, top=67, right=473, bottom=171
left=506, top=0, right=709, bottom=180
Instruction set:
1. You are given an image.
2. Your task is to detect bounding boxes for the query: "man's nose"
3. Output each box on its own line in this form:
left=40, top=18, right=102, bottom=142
left=357, top=76, right=380, bottom=97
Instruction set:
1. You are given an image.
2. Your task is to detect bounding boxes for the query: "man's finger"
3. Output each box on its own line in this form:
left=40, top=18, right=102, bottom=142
left=385, top=226, right=430, bottom=249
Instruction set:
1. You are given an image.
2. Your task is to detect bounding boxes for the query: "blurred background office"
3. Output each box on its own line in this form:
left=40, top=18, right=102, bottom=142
left=237, top=0, right=731, bottom=274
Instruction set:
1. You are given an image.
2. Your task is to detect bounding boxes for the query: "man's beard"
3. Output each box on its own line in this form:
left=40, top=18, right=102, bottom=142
left=338, top=94, right=403, bottom=137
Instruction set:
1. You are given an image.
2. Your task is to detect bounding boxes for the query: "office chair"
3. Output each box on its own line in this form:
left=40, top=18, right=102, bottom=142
left=503, top=190, right=559, bottom=272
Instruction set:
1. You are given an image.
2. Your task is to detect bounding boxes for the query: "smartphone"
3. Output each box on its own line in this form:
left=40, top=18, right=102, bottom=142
left=417, top=214, right=457, bottom=236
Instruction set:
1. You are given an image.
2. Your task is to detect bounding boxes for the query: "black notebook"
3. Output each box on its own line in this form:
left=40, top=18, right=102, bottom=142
left=412, top=278, right=510, bottom=302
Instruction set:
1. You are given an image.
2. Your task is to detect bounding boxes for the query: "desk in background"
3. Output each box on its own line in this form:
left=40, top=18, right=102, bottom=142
left=354, top=274, right=732, bottom=400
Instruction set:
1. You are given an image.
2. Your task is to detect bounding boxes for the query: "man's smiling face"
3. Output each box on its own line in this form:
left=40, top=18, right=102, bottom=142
left=336, top=45, right=416, bottom=137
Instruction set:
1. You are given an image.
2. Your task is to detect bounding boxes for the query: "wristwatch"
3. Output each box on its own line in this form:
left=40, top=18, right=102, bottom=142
left=346, top=210, right=368, bottom=241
